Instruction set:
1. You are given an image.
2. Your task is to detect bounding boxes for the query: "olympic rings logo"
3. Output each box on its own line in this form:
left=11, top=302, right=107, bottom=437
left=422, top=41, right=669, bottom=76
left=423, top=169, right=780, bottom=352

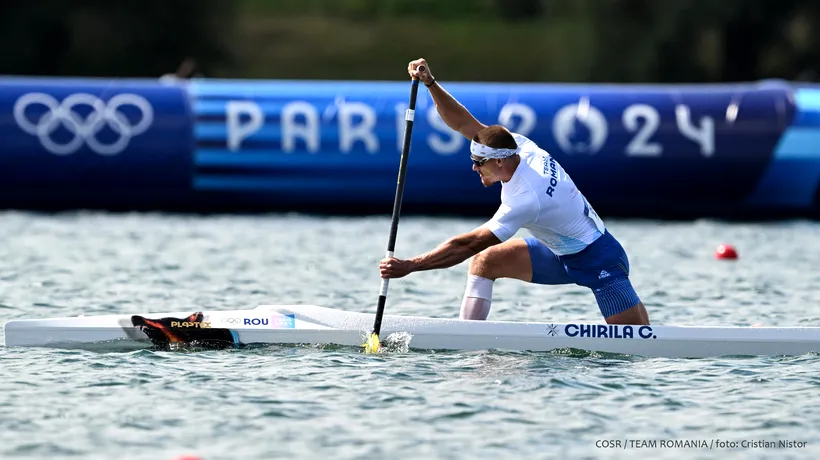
left=220, top=318, right=243, bottom=324
left=13, top=92, right=154, bottom=156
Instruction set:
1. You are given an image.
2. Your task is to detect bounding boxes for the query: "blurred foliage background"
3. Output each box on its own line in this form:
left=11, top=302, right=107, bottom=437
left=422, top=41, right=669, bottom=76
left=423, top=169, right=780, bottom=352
left=1, top=0, right=818, bottom=84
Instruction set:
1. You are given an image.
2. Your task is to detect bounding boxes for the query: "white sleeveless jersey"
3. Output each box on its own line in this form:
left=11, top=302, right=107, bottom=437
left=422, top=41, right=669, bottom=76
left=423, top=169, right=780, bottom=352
left=482, top=133, right=606, bottom=256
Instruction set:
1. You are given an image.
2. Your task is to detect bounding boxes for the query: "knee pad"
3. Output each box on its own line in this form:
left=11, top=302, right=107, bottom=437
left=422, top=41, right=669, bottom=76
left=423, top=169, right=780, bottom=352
left=464, top=274, right=494, bottom=300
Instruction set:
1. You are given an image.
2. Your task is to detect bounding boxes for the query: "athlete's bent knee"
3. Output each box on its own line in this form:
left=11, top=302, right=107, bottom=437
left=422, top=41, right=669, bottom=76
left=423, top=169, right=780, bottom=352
left=469, top=249, right=496, bottom=279
left=592, top=278, right=645, bottom=322
left=605, top=302, right=650, bottom=325
left=468, top=240, right=532, bottom=282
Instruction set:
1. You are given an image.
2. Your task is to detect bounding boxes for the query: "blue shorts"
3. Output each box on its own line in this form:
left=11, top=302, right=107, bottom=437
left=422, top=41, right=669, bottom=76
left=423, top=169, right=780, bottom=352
left=525, top=231, right=641, bottom=318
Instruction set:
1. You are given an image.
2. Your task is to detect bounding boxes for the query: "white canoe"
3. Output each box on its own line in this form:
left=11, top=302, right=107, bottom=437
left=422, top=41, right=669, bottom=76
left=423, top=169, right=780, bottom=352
left=4, top=304, right=820, bottom=358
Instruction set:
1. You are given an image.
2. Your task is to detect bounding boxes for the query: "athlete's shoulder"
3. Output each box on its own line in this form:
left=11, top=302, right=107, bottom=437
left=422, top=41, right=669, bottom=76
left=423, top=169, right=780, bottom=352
left=511, top=132, right=554, bottom=160
left=493, top=192, right=541, bottom=226
left=501, top=181, right=541, bottom=212
left=510, top=132, right=536, bottom=148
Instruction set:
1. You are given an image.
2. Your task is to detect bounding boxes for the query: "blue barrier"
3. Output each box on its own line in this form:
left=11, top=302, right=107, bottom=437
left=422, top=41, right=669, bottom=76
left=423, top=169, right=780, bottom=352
left=0, top=76, right=193, bottom=209
left=189, top=78, right=799, bottom=216
left=0, top=75, right=817, bottom=218
left=747, top=87, right=820, bottom=209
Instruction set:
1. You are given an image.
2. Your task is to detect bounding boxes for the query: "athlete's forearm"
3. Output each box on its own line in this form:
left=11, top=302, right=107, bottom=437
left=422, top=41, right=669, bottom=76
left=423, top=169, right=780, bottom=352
left=427, top=82, right=482, bottom=137
left=409, top=235, right=479, bottom=272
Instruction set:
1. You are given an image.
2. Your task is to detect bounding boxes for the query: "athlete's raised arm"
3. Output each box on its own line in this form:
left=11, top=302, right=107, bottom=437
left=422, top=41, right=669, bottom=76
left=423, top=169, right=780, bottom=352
left=408, top=58, right=487, bottom=140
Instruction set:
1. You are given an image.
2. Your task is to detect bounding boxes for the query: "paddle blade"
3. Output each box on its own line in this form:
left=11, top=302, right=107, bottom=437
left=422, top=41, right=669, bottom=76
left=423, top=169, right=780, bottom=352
left=364, top=333, right=381, bottom=354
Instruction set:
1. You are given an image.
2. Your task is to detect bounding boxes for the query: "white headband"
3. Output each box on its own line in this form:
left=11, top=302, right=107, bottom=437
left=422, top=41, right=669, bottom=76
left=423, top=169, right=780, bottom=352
left=470, top=140, right=519, bottom=159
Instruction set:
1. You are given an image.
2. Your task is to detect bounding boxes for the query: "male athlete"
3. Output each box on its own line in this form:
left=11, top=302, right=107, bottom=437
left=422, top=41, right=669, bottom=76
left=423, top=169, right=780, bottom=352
left=379, top=58, right=650, bottom=326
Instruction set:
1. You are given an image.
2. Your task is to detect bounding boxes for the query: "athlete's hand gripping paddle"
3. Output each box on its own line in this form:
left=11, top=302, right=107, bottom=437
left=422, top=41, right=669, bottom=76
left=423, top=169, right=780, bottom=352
left=364, top=70, right=421, bottom=354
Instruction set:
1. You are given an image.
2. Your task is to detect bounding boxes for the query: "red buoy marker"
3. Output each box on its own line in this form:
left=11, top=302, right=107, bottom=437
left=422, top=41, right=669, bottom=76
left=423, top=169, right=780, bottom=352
left=715, top=244, right=738, bottom=260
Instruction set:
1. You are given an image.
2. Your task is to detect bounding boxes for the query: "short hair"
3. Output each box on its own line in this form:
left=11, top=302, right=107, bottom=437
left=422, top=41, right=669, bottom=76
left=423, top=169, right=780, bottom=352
left=473, top=125, right=517, bottom=150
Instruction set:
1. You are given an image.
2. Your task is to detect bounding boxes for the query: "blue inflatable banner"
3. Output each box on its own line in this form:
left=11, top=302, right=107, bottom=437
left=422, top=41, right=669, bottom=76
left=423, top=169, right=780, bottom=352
left=0, top=75, right=818, bottom=218
left=188, top=78, right=800, bottom=216
left=0, top=76, right=193, bottom=209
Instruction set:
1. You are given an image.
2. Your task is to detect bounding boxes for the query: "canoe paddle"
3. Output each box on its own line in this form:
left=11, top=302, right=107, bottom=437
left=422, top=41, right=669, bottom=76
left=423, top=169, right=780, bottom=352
left=364, top=71, right=421, bottom=354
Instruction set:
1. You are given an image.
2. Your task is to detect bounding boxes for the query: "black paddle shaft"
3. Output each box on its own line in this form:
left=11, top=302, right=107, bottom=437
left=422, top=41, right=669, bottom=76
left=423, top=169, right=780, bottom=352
left=371, top=75, right=421, bottom=337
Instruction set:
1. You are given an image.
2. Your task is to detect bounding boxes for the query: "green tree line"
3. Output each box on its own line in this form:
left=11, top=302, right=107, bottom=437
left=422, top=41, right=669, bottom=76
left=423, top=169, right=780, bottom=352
left=0, top=0, right=818, bottom=84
